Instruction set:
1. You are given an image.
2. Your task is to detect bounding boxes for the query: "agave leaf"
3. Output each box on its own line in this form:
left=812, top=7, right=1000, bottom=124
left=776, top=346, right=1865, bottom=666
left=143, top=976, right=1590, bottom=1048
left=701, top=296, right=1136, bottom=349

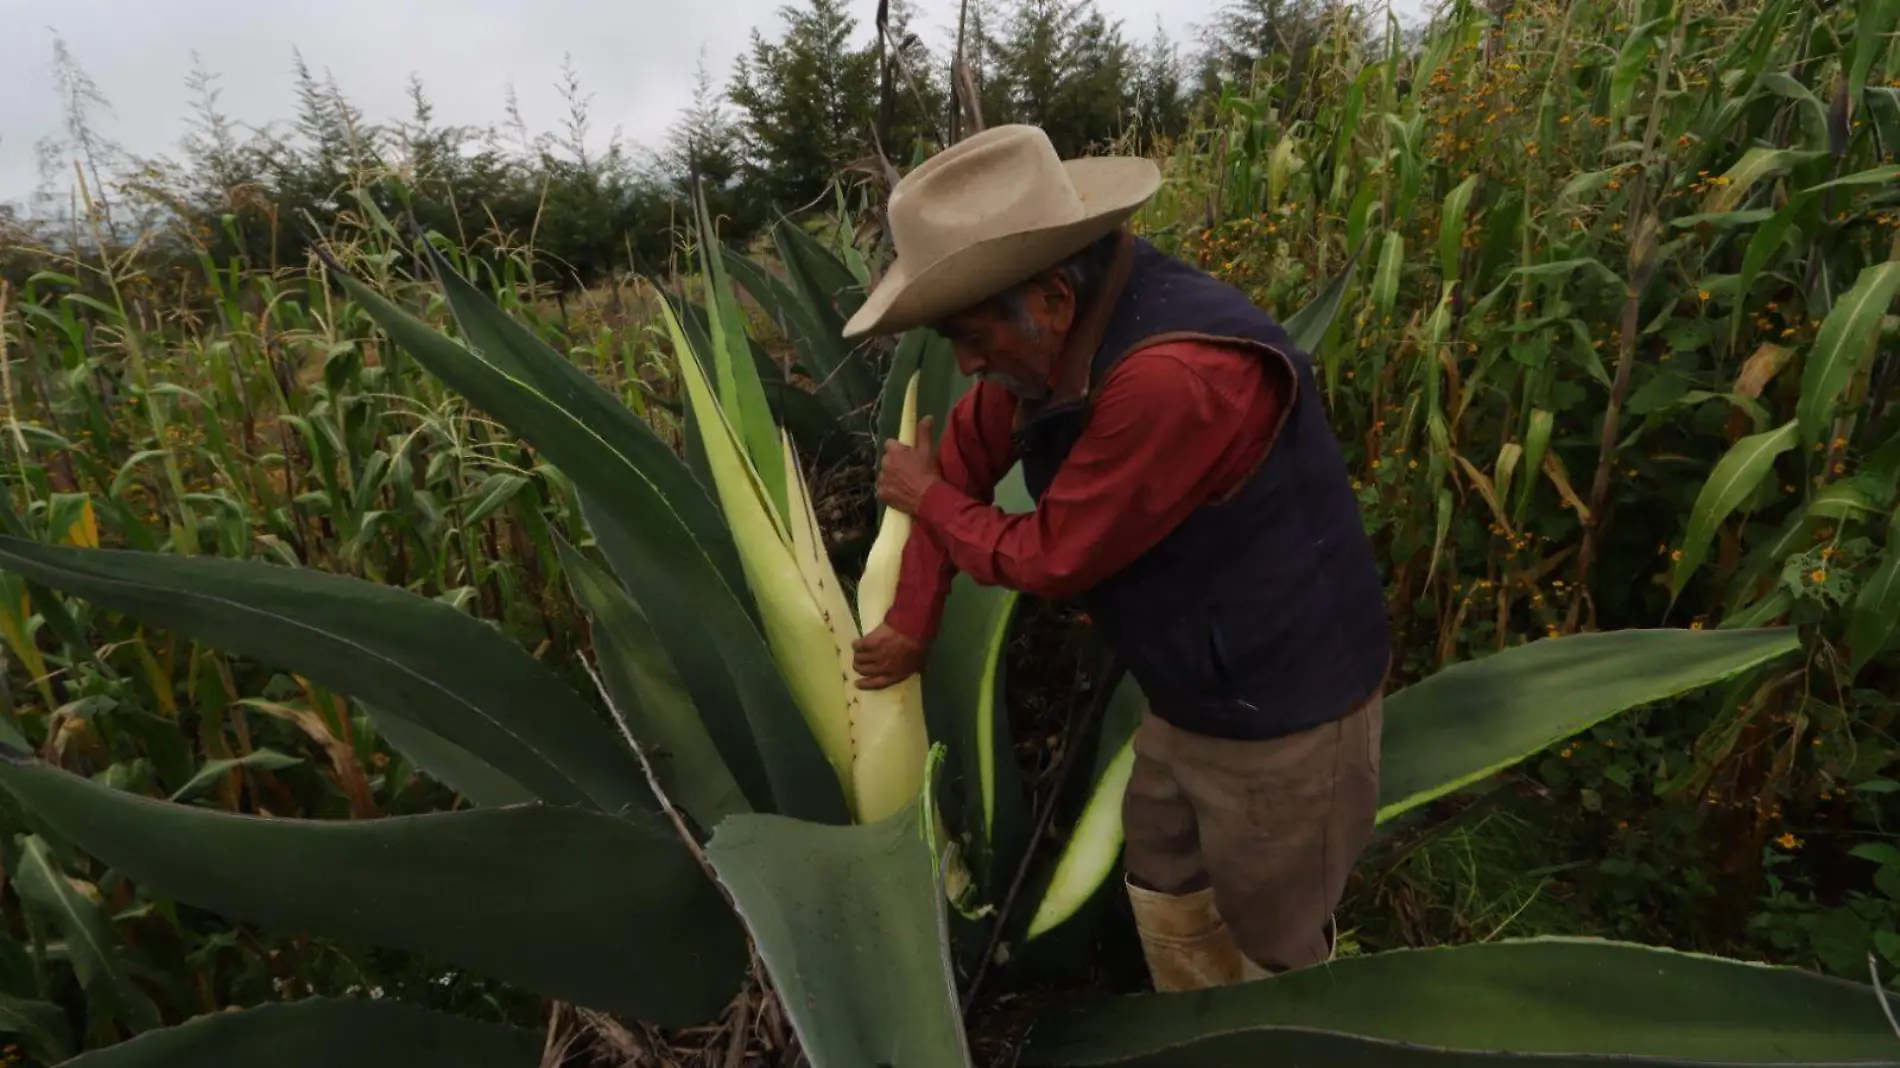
left=923, top=465, right=1037, bottom=884
left=558, top=540, right=749, bottom=829
left=695, top=191, right=787, bottom=521
left=774, top=217, right=871, bottom=333
left=1797, top=260, right=1900, bottom=446
left=1019, top=938, right=1899, bottom=1066
left=1670, top=421, right=1800, bottom=599
left=1024, top=691, right=1141, bottom=940
left=1284, top=233, right=1368, bottom=358
left=64, top=998, right=542, bottom=1068
left=878, top=329, right=927, bottom=448
left=1380, top=628, right=1801, bottom=820
left=336, top=261, right=842, bottom=823
left=12, top=835, right=161, bottom=1034
left=704, top=788, right=972, bottom=1068
left=368, top=709, right=537, bottom=806
left=916, top=331, right=976, bottom=434
left=0, top=536, right=642, bottom=813
left=665, top=299, right=860, bottom=812
left=666, top=289, right=852, bottom=469
left=0, top=752, right=747, bottom=1026
left=925, top=579, right=1026, bottom=895
left=724, top=248, right=875, bottom=424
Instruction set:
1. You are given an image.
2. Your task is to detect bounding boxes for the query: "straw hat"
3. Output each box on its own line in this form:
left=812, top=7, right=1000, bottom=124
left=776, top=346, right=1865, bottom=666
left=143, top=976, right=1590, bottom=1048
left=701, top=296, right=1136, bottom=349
left=841, top=124, right=1161, bottom=339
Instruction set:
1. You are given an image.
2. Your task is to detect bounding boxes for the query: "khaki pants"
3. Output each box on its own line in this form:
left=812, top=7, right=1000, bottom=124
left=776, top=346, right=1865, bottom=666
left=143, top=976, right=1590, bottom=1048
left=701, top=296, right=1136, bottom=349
left=1121, top=692, right=1382, bottom=973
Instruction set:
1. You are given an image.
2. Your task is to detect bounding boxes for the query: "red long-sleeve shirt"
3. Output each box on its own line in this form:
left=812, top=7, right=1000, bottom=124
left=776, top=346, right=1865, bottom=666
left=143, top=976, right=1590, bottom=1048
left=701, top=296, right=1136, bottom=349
left=885, top=338, right=1291, bottom=643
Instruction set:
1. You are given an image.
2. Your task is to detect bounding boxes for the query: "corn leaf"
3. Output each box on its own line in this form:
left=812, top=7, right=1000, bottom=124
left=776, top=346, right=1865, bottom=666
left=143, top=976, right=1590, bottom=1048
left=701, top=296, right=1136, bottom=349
left=704, top=792, right=972, bottom=1068
left=1706, top=148, right=1830, bottom=213
left=62, top=998, right=542, bottom=1068
left=0, top=994, right=73, bottom=1065
left=1438, top=174, right=1479, bottom=284
left=0, top=536, right=643, bottom=813
left=1797, top=260, right=1900, bottom=446
left=1846, top=514, right=1900, bottom=676
left=1379, top=628, right=1801, bottom=820
left=558, top=539, right=749, bottom=829
left=334, top=261, right=842, bottom=823
left=0, top=753, right=748, bottom=1026
left=1669, top=421, right=1799, bottom=599
left=1848, top=0, right=1900, bottom=108
left=169, top=747, right=303, bottom=803
left=1372, top=231, right=1404, bottom=314
left=1019, top=938, right=1899, bottom=1066
left=13, top=835, right=161, bottom=1034
left=1609, top=16, right=1669, bottom=121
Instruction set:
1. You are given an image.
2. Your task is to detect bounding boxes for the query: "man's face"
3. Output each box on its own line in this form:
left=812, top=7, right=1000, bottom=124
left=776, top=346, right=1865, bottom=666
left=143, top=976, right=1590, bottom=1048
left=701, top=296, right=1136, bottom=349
left=930, top=274, right=1075, bottom=400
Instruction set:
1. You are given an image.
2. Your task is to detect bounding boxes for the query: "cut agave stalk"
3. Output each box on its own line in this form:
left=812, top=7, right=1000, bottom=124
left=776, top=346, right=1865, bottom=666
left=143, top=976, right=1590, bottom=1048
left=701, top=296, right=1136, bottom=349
left=851, top=372, right=930, bottom=824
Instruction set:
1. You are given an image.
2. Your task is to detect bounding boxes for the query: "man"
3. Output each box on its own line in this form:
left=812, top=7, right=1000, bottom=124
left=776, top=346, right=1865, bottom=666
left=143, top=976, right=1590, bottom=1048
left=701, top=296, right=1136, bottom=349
left=844, top=124, right=1392, bottom=990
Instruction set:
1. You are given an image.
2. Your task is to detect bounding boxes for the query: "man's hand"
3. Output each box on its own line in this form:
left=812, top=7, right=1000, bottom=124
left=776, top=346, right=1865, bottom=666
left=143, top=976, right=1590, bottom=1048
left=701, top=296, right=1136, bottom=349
left=853, top=623, right=927, bottom=690
left=876, top=415, right=940, bottom=515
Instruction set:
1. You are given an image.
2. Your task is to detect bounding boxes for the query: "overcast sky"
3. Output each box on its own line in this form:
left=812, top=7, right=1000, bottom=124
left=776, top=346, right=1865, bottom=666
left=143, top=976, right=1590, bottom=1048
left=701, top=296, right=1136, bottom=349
left=2, top=0, right=1432, bottom=209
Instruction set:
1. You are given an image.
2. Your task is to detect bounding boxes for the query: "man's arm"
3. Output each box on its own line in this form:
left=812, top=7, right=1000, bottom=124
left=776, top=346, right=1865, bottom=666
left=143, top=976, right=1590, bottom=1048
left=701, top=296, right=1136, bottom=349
left=854, top=380, right=1019, bottom=688
left=908, top=344, right=1283, bottom=600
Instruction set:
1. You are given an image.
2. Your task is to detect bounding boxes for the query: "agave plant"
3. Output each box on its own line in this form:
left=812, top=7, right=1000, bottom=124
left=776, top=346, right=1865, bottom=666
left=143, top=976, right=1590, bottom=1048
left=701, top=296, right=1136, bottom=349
left=0, top=218, right=1893, bottom=1066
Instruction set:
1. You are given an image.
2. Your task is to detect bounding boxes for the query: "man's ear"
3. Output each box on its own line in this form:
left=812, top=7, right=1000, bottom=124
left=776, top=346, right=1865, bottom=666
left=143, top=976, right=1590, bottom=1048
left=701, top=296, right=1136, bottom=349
left=1041, top=271, right=1078, bottom=335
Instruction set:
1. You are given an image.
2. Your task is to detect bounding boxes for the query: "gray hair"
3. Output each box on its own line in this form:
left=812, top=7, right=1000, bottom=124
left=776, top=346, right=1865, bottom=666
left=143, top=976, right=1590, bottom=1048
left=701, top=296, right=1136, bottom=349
left=988, top=231, right=1121, bottom=336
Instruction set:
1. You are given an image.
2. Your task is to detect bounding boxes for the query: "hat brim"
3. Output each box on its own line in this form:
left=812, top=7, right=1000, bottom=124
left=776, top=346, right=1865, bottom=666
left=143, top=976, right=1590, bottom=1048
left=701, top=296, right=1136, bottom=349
left=842, top=156, right=1161, bottom=339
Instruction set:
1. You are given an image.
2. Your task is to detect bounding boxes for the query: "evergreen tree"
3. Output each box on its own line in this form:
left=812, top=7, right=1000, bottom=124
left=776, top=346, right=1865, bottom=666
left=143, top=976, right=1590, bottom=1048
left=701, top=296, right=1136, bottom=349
left=664, top=48, right=759, bottom=241
left=728, top=0, right=879, bottom=213
left=982, top=0, right=1134, bottom=156
left=1196, top=0, right=1331, bottom=95
left=1132, top=20, right=1191, bottom=150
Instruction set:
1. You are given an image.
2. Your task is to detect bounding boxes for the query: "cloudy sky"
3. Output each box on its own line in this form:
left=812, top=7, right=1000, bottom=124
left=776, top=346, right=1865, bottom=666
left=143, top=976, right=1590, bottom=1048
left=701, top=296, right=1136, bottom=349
left=4, top=0, right=1395, bottom=208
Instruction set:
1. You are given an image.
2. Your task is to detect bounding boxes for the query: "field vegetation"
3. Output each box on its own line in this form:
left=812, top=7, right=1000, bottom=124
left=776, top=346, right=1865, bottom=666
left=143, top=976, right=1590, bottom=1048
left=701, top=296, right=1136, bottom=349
left=0, top=0, right=1897, bottom=1063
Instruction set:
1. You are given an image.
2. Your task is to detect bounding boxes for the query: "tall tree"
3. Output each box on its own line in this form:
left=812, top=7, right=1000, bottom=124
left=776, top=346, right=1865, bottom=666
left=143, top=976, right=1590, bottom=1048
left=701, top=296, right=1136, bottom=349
left=1132, top=20, right=1191, bottom=150
left=982, top=0, right=1135, bottom=156
left=664, top=47, right=760, bottom=241
left=1195, top=0, right=1332, bottom=95
left=728, top=0, right=879, bottom=214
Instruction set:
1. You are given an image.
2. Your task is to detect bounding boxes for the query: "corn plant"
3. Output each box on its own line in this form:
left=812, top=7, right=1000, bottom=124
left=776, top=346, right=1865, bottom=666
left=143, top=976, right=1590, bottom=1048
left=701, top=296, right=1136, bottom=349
left=0, top=202, right=1893, bottom=1064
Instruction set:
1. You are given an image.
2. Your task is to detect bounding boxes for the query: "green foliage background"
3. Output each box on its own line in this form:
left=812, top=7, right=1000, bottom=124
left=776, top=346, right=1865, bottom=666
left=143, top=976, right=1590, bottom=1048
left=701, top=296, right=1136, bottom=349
left=0, top=0, right=1897, bottom=1059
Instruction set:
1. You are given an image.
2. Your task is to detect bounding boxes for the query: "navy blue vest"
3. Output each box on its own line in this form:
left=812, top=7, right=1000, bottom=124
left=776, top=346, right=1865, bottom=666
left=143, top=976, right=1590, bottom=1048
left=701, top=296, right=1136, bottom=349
left=1016, top=238, right=1391, bottom=740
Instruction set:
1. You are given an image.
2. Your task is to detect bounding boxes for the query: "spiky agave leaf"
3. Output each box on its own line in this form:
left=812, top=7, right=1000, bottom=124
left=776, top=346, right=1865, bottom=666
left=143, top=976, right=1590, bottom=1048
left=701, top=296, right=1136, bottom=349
left=662, top=298, right=860, bottom=812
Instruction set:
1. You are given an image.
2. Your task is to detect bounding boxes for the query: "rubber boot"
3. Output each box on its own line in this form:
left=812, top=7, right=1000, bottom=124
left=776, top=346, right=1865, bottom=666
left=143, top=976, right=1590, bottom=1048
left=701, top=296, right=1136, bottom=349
left=1124, top=878, right=1246, bottom=991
